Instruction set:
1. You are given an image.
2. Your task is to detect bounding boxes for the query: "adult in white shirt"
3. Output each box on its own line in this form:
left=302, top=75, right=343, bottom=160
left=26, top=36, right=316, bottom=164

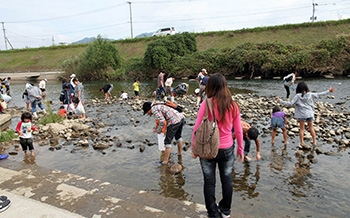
left=165, top=77, right=175, bottom=96
left=39, top=79, right=47, bottom=101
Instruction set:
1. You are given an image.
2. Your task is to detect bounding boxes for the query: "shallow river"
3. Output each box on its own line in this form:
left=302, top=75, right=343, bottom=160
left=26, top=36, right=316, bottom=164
left=3, top=77, right=350, bottom=217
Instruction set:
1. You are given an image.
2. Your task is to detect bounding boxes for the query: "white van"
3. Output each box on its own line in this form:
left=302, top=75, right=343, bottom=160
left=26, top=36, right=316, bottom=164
left=152, top=27, right=176, bottom=37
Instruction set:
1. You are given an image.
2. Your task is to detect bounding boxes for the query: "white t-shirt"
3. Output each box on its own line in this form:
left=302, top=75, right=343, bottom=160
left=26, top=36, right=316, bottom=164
left=120, top=92, right=128, bottom=100
left=39, top=80, right=46, bottom=89
left=165, top=78, right=173, bottom=87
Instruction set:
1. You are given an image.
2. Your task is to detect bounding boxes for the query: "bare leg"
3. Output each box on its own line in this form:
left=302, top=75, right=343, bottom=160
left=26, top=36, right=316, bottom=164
left=196, top=96, right=201, bottom=106
left=299, top=120, right=305, bottom=145
left=177, top=141, right=183, bottom=155
left=271, top=128, right=277, bottom=144
left=282, top=127, right=288, bottom=145
left=162, top=147, right=171, bottom=164
left=308, top=121, right=317, bottom=146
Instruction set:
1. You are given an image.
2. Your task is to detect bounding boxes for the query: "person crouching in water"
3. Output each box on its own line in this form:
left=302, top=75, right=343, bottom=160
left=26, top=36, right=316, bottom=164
left=26, top=83, right=46, bottom=119
left=16, top=112, right=37, bottom=156
left=143, top=101, right=185, bottom=165
left=72, top=97, right=86, bottom=119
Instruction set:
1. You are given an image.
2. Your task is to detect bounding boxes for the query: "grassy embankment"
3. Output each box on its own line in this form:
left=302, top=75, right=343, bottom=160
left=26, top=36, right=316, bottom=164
left=1, top=19, right=350, bottom=73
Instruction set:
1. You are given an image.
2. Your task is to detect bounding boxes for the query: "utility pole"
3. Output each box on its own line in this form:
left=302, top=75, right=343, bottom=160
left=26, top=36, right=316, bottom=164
left=1, top=22, right=7, bottom=50
left=52, top=36, right=54, bottom=46
left=127, top=1, right=133, bottom=39
left=310, top=2, right=318, bottom=22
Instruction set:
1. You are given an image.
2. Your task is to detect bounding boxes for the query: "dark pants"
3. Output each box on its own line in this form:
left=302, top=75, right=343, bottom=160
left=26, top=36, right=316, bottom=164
left=284, top=85, right=290, bottom=98
left=244, top=136, right=251, bottom=156
left=200, top=146, right=234, bottom=218
left=20, top=138, right=34, bottom=151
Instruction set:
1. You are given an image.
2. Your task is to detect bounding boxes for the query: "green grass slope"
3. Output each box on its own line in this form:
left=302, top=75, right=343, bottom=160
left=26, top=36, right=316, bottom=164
left=1, top=19, right=350, bottom=73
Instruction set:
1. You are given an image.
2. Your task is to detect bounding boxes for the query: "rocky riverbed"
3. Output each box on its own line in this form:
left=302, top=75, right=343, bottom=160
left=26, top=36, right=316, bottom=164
left=1, top=92, right=349, bottom=168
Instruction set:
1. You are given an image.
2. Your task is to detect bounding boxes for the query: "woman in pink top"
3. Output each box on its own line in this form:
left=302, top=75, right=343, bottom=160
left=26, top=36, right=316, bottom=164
left=192, top=73, right=244, bottom=218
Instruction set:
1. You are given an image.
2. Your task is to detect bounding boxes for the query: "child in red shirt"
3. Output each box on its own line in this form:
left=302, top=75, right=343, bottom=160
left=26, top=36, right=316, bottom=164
left=58, top=105, right=67, bottom=119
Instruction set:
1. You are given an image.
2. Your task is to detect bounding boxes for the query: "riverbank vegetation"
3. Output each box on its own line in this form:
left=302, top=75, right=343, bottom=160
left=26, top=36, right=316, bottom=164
left=1, top=19, right=350, bottom=80
left=0, top=130, right=17, bottom=142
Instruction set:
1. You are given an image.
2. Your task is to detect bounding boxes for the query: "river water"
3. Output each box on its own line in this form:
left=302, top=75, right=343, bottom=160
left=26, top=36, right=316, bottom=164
left=3, top=77, right=350, bottom=217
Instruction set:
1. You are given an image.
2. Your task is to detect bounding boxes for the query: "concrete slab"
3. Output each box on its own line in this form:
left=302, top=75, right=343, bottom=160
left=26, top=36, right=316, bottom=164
left=0, top=114, right=11, bottom=130
left=0, top=190, right=84, bottom=218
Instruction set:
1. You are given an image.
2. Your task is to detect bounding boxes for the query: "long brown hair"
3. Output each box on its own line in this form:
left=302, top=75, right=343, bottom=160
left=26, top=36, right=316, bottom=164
left=205, top=73, right=239, bottom=123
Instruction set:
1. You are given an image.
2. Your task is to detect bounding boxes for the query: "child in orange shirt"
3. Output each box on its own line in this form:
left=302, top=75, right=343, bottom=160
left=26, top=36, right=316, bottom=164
left=58, top=105, right=67, bottom=119
left=154, top=119, right=167, bottom=151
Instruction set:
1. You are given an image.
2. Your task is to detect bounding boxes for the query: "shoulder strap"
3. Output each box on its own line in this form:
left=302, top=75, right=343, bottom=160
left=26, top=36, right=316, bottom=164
left=206, top=98, right=216, bottom=121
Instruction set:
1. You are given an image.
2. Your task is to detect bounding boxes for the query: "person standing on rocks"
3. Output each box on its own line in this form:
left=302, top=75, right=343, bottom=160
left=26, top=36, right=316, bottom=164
left=3, top=77, right=11, bottom=95
left=38, top=78, right=47, bottom=101
left=26, top=83, right=46, bottom=119
left=277, top=81, right=335, bottom=147
left=196, top=69, right=208, bottom=106
left=100, top=84, right=114, bottom=101
left=142, top=101, right=185, bottom=165
left=16, top=112, right=37, bottom=156
left=72, top=78, right=85, bottom=105
left=165, top=76, right=175, bottom=98
left=282, top=72, right=297, bottom=100
left=157, top=72, right=167, bottom=99
left=132, top=78, right=140, bottom=100
left=191, top=73, right=244, bottom=218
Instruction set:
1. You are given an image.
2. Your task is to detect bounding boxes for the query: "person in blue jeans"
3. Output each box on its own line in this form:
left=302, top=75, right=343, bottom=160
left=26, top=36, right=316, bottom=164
left=25, top=83, right=46, bottom=119
left=192, top=73, right=244, bottom=218
left=199, top=146, right=235, bottom=218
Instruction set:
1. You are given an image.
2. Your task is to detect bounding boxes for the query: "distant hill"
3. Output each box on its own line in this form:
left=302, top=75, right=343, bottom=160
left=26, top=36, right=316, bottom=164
left=135, top=32, right=153, bottom=38
left=71, top=37, right=116, bottom=45
left=71, top=33, right=152, bottom=44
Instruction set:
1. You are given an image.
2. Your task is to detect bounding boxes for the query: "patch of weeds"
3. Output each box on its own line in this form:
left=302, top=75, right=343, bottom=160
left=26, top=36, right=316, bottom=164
left=0, top=129, right=17, bottom=142
left=39, top=103, right=63, bottom=125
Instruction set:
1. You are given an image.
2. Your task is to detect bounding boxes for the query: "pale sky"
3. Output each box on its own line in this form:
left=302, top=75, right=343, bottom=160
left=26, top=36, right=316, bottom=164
left=1, top=0, right=350, bottom=50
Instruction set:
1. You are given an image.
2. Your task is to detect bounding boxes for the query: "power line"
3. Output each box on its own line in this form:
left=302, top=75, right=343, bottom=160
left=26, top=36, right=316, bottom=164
left=3, top=3, right=126, bottom=23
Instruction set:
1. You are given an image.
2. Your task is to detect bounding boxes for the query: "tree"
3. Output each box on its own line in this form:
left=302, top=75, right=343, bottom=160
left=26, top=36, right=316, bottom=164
left=63, top=35, right=122, bottom=80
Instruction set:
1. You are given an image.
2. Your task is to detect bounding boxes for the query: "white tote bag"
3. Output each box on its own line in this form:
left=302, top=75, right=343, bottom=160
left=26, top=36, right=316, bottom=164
left=157, top=133, right=165, bottom=151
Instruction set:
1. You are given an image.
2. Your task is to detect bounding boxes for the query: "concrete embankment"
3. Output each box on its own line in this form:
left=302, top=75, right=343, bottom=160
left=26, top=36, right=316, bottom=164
left=0, top=71, right=64, bottom=81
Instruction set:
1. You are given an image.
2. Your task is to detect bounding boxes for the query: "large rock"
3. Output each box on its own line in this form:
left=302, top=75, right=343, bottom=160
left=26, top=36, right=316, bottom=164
left=47, top=123, right=67, bottom=135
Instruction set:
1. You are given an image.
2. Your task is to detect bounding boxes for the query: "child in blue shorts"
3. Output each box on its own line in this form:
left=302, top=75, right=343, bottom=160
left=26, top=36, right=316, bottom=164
left=271, top=106, right=288, bottom=146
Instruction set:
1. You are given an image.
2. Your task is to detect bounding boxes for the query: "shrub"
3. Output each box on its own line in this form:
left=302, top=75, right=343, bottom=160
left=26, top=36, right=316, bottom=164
left=143, top=32, right=197, bottom=73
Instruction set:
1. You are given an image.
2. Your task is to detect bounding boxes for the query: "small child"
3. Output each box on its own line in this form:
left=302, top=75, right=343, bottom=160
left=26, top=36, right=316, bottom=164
left=271, top=106, right=288, bottom=146
left=72, top=97, right=86, bottom=119
left=120, top=90, right=128, bottom=100
left=58, top=105, right=67, bottom=119
left=154, top=119, right=167, bottom=152
left=278, top=81, right=335, bottom=146
left=16, top=112, right=37, bottom=156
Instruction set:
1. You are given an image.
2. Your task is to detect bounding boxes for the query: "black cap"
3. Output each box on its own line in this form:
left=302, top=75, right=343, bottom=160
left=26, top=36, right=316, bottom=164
left=142, top=102, right=152, bottom=115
